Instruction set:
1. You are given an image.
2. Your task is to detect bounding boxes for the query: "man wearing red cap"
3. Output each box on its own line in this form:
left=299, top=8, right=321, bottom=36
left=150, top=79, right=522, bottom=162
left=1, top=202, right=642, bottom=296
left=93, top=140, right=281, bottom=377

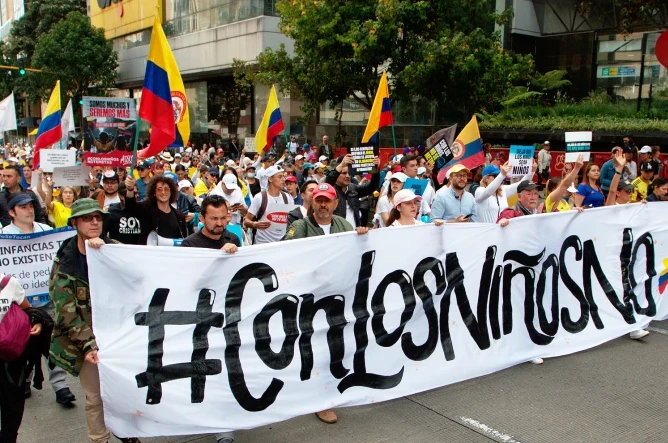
left=285, top=175, right=302, bottom=205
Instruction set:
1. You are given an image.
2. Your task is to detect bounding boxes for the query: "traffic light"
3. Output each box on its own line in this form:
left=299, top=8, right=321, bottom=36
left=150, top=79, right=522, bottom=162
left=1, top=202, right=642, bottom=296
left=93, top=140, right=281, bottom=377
left=75, top=93, right=83, bottom=105
left=17, top=60, right=26, bottom=76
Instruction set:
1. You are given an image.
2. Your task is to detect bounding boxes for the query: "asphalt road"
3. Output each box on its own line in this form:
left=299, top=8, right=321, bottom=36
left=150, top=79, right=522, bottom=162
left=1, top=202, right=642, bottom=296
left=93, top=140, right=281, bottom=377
left=18, top=320, right=668, bottom=443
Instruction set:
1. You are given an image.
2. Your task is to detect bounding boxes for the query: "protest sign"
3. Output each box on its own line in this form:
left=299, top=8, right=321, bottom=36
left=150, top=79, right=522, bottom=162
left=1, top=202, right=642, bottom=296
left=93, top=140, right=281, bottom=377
left=264, top=202, right=298, bottom=234
left=52, top=165, right=92, bottom=187
left=40, top=149, right=76, bottom=173
left=508, top=145, right=535, bottom=177
left=243, top=137, right=255, bottom=154
left=89, top=204, right=668, bottom=438
left=348, top=146, right=377, bottom=175
left=565, top=131, right=592, bottom=162
left=423, top=136, right=454, bottom=170
left=0, top=228, right=76, bottom=306
left=83, top=97, right=137, bottom=167
left=404, top=178, right=429, bottom=196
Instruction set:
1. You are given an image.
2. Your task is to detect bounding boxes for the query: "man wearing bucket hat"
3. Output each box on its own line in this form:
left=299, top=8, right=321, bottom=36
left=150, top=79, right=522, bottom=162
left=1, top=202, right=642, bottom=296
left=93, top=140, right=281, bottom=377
left=49, top=199, right=142, bottom=443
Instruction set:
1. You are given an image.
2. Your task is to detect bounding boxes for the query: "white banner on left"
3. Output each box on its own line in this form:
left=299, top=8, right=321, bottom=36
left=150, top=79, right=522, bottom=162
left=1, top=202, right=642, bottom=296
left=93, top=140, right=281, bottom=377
left=0, top=92, right=17, bottom=132
left=0, top=227, right=75, bottom=305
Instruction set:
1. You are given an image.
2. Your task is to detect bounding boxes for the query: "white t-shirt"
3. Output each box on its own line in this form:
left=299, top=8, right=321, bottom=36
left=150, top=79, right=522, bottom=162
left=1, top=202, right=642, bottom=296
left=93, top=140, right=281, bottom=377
left=248, top=191, right=295, bottom=244
left=375, top=195, right=392, bottom=228
left=318, top=223, right=331, bottom=235
left=299, top=206, right=308, bottom=218
left=0, top=222, right=52, bottom=234
left=104, top=193, right=121, bottom=208
left=0, top=275, right=26, bottom=323
left=287, top=142, right=299, bottom=154
left=390, top=219, right=424, bottom=227
left=345, top=201, right=357, bottom=227
left=208, top=184, right=246, bottom=225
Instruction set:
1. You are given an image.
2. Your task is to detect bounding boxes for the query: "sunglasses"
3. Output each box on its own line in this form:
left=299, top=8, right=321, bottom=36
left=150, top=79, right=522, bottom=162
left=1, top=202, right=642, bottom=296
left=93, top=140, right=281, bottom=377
left=80, top=214, right=103, bottom=222
left=137, top=168, right=146, bottom=171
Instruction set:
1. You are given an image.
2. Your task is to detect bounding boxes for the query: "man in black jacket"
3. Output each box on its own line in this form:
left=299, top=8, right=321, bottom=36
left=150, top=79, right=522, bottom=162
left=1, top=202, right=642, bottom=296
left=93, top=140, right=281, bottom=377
left=325, top=154, right=380, bottom=227
left=0, top=164, right=47, bottom=227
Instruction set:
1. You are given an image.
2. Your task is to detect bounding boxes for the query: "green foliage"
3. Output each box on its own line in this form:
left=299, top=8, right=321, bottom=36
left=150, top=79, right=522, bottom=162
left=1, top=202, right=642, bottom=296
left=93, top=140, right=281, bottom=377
left=257, top=0, right=532, bottom=122
left=501, top=70, right=572, bottom=108
left=577, top=0, right=668, bottom=34
left=207, top=60, right=254, bottom=136
left=31, top=12, right=117, bottom=101
left=530, top=70, right=571, bottom=92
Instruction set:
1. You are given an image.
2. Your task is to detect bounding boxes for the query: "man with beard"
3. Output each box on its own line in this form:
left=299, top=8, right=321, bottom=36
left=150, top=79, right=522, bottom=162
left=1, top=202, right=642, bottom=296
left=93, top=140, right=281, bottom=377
left=431, top=164, right=476, bottom=223
left=92, top=170, right=121, bottom=210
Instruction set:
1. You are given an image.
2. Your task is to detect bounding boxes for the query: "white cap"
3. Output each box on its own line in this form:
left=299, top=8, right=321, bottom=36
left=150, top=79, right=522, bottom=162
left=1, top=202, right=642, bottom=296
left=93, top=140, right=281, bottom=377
left=417, top=167, right=426, bottom=175
left=7, top=157, right=18, bottom=163
left=384, top=172, right=393, bottom=181
left=294, top=155, right=304, bottom=161
left=264, top=165, right=284, bottom=178
left=567, top=183, right=578, bottom=194
left=389, top=172, right=408, bottom=183
left=242, top=157, right=253, bottom=166
left=226, top=159, right=236, bottom=167
left=314, top=162, right=324, bottom=169
left=392, top=189, right=422, bottom=208
left=319, top=155, right=328, bottom=162
left=178, top=179, right=192, bottom=190
left=544, top=141, right=550, bottom=145
left=395, top=154, right=404, bottom=162
left=174, top=153, right=182, bottom=158
left=639, top=145, right=652, bottom=154
left=222, top=173, right=239, bottom=190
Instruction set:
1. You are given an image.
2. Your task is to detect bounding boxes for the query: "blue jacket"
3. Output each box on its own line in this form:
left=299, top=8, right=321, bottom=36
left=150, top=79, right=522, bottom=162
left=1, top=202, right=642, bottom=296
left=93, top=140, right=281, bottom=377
left=600, top=159, right=616, bottom=191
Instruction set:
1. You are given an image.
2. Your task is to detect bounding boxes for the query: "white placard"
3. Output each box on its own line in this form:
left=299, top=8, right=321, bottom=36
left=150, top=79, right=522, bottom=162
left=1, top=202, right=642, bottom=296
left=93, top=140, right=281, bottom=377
left=88, top=204, right=668, bottom=438
left=52, top=165, right=92, bottom=186
left=565, top=131, right=593, bottom=163
left=243, top=137, right=255, bottom=154
left=40, top=149, right=76, bottom=173
left=508, top=145, right=535, bottom=177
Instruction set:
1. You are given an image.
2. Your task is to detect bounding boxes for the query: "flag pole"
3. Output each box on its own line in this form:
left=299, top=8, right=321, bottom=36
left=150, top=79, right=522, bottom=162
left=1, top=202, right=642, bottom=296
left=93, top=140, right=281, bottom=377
left=130, top=117, right=141, bottom=175
left=391, top=124, right=397, bottom=157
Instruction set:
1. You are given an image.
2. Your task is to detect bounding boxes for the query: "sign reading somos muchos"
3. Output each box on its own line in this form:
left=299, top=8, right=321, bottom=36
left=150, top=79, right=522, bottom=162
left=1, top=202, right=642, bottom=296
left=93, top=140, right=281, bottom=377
left=89, top=204, right=668, bottom=438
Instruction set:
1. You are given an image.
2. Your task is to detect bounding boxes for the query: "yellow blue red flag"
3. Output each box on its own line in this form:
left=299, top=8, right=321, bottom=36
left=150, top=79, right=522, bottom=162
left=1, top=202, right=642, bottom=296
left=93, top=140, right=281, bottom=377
left=436, top=116, right=484, bottom=184
left=361, top=72, right=393, bottom=143
left=138, top=15, right=190, bottom=158
left=254, top=85, right=284, bottom=154
left=34, top=80, right=62, bottom=167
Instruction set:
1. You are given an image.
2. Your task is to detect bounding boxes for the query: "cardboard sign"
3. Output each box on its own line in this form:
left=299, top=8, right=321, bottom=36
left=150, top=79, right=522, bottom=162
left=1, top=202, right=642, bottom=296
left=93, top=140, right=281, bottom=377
left=508, top=145, right=535, bottom=177
left=264, top=202, right=299, bottom=233
left=52, top=165, right=92, bottom=187
left=348, top=146, right=377, bottom=175
left=40, top=149, right=76, bottom=173
left=404, top=178, right=429, bottom=197
left=423, top=136, right=454, bottom=170
left=83, top=97, right=137, bottom=167
left=244, top=137, right=256, bottom=154
left=565, top=131, right=592, bottom=162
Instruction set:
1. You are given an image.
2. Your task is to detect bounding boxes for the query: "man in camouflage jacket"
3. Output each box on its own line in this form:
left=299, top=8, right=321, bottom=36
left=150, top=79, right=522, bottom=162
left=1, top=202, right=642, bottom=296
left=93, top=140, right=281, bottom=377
left=49, top=198, right=140, bottom=443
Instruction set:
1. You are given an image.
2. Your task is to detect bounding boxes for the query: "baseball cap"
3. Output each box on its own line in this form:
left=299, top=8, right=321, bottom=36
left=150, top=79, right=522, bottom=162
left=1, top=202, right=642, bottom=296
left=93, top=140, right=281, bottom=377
left=265, top=165, right=284, bottom=178
left=319, top=155, right=328, bottom=162
left=294, top=155, right=304, bottom=161
left=285, top=175, right=297, bottom=183
left=222, top=174, right=239, bottom=190
left=618, top=179, right=636, bottom=193
left=640, top=161, right=653, bottom=172
left=312, top=183, right=337, bottom=200
left=208, top=167, right=220, bottom=176
left=313, top=162, right=324, bottom=169
left=102, top=170, right=119, bottom=182
left=302, top=143, right=310, bottom=150
left=262, top=155, right=274, bottom=162
left=67, top=198, right=108, bottom=224
left=544, top=141, right=550, bottom=145
left=174, top=153, right=182, bottom=158
left=448, top=164, right=470, bottom=176
left=217, top=148, right=224, bottom=153
left=622, top=145, right=633, bottom=153
left=226, top=159, right=236, bottom=167
left=7, top=193, right=33, bottom=210
left=390, top=172, right=408, bottom=183
left=482, top=165, right=501, bottom=177
left=517, top=180, right=539, bottom=193
left=163, top=171, right=178, bottom=183
left=417, top=167, right=426, bottom=175
left=392, top=189, right=422, bottom=208
left=395, top=154, right=404, bottom=162
left=137, top=161, right=150, bottom=170
left=639, top=145, right=652, bottom=154
left=303, top=162, right=313, bottom=170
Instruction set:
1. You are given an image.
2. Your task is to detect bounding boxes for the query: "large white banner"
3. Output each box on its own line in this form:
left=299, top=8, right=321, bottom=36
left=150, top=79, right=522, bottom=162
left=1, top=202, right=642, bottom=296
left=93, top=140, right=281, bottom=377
left=0, top=227, right=76, bottom=305
left=88, top=204, right=668, bottom=438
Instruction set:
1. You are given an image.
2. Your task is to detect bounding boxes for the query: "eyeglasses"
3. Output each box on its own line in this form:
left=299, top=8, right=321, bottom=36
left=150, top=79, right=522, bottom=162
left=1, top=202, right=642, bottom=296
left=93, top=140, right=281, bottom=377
left=155, top=187, right=171, bottom=194
left=451, top=173, right=468, bottom=179
left=80, top=214, right=103, bottom=222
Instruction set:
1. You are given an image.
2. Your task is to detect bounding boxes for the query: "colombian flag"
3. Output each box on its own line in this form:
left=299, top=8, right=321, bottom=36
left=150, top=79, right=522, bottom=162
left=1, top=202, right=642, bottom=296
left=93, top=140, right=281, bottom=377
left=33, top=80, right=62, bottom=168
left=361, top=71, right=393, bottom=143
left=436, top=116, right=485, bottom=185
left=254, top=85, right=284, bottom=154
left=138, top=15, right=190, bottom=159
left=659, top=258, right=668, bottom=294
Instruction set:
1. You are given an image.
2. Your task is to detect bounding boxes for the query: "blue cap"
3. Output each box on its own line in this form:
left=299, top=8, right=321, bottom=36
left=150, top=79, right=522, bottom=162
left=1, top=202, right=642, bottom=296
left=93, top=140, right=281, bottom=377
left=482, top=165, right=501, bottom=177
left=302, top=143, right=310, bottom=150
left=8, top=193, right=33, bottom=210
left=163, top=171, right=178, bottom=184
left=208, top=167, right=220, bottom=176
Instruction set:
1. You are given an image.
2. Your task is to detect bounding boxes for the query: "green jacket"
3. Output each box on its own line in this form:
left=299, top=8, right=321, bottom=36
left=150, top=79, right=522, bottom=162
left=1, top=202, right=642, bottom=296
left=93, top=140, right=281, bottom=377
left=49, top=235, right=112, bottom=376
left=282, top=214, right=353, bottom=240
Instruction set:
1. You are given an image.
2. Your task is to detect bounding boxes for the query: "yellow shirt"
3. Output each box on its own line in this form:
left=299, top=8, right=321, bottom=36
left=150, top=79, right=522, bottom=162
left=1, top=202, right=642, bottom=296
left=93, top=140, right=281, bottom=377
left=631, top=177, right=649, bottom=202
left=194, top=180, right=210, bottom=197
left=545, top=195, right=571, bottom=213
left=52, top=201, right=71, bottom=228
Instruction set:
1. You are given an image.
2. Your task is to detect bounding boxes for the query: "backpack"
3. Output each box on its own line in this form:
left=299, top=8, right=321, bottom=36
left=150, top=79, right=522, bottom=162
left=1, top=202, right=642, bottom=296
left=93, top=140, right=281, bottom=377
left=0, top=275, right=32, bottom=361
left=252, top=190, right=289, bottom=243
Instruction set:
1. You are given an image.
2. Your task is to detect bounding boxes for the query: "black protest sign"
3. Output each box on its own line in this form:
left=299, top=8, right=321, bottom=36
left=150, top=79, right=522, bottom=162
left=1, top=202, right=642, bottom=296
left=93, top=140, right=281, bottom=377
left=348, top=146, right=378, bottom=175
left=424, top=136, right=454, bottom=170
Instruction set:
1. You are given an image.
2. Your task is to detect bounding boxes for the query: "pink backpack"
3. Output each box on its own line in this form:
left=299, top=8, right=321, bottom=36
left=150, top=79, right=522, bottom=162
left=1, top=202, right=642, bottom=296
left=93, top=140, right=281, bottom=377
left=0, top=275, right=32, bottom=361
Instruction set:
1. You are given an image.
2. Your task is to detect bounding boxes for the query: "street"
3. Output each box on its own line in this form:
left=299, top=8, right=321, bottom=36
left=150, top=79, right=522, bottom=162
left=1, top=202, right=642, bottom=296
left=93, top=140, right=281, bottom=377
left=17, top=319, right=668, bottom=443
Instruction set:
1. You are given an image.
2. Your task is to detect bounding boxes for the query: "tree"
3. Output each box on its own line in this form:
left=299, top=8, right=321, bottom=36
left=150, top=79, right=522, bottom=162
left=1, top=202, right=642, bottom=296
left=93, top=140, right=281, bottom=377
left=256, top=0, right=533, bottom=123
left=31, top=12, right=118, bottom=101
left=577, top=0, right=668, bottom=34
left=207, top=60, right=253, bottom=137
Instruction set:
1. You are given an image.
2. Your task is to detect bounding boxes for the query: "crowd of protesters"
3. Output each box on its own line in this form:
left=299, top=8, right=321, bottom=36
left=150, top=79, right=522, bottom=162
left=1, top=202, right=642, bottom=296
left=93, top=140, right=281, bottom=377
left=0, top=134, right=665, bottom=443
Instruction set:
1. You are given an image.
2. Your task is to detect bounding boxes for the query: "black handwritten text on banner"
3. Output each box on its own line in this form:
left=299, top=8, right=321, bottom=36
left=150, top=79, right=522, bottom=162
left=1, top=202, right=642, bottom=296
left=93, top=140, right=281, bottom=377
left=88, top=204, right=668, bottom=437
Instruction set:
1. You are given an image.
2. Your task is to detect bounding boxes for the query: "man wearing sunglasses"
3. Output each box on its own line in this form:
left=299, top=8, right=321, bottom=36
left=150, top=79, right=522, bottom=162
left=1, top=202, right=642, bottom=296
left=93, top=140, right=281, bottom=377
left=50, top=198, right=142, bottom=443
